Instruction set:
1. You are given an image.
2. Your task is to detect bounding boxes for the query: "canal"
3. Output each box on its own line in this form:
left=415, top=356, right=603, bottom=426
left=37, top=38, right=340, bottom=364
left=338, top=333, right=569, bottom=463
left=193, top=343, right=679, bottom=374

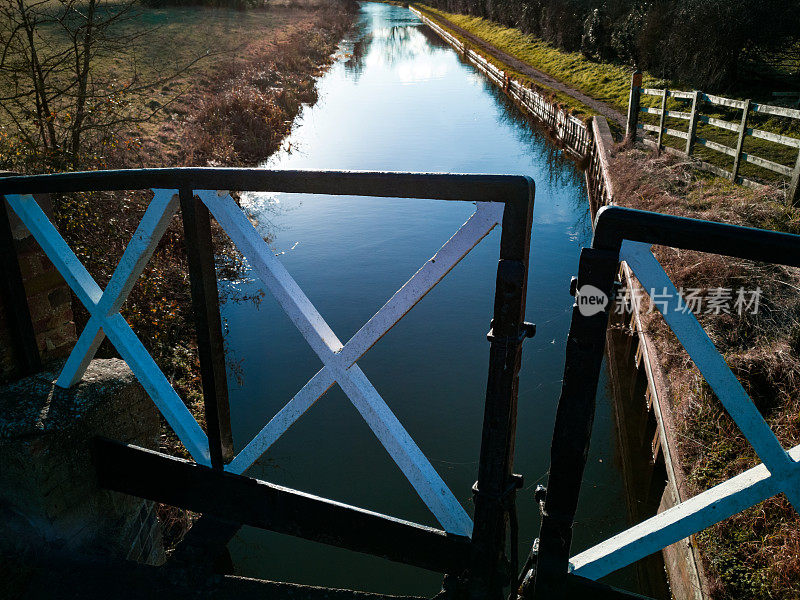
left=221, top=2, right=636, bottom=595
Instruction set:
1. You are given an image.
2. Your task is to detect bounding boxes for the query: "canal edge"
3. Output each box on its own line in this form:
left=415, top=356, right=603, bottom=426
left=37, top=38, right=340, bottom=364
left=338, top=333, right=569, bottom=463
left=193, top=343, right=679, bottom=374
left=410, top=6, right=592, bottom=159
left=587, top=119, right=711, bottom=600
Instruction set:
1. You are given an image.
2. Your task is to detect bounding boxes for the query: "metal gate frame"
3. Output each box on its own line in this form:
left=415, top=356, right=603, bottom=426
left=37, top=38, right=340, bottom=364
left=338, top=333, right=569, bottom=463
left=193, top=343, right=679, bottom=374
left=524, top=205, right=800, bottom=599
left=1, top=168, right=535, bottom=599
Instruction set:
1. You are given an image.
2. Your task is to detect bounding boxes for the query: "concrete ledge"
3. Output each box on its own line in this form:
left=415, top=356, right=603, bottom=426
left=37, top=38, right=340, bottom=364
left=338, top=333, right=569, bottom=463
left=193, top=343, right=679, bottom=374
left=0, top=358, right=164, bottom=565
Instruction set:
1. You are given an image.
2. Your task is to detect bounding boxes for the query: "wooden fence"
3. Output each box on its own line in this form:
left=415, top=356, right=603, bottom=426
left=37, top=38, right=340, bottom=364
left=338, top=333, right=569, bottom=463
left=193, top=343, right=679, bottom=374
left=586, top=116, right=615, bottom=210
left=412, top=7, right=590, bottom=157
left=626, top=72, right=800, bottom=205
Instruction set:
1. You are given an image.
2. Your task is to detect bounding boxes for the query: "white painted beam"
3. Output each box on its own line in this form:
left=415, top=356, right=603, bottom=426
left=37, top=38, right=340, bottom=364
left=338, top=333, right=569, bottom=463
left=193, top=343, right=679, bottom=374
left=5, top=193, right=209, bottom=465
left=227, top=202, right=502, bottom=476
left=571, top=444, right=800, bottom=579
left=57, top=190, right=179, bottom=388
left=621, top=241, right=798, bottom=502
left=202, top=190, right=477, bottom=535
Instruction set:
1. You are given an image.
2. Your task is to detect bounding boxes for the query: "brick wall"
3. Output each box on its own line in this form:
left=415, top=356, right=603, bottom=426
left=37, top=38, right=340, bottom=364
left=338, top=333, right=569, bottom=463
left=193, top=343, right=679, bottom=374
left=1, top=190, right=76, bottom=382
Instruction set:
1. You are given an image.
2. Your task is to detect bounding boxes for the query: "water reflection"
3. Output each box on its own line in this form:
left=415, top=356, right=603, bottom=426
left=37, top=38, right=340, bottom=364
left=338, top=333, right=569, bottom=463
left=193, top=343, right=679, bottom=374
left=221, top=2, right=635, bottom=596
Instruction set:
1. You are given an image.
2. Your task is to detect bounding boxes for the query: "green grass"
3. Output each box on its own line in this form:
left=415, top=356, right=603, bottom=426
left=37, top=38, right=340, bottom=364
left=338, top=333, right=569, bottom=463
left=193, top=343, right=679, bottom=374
left=403, top=4, right=589, bottom=119
left=0, top=3, right=305, bottom=148
left=417, top=4, right=669, bottom=115
left=32, top=4, right=298, bottom=107
left=0, top=2, right=321, bottom=169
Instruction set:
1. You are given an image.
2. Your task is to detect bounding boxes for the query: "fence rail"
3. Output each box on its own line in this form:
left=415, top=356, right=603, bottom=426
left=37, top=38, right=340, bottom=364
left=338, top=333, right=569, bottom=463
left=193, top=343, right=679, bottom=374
left=565, top=118, right=800, bottom=599
left=626, top=73, right=800, bottom=205
left=523, top=196, right=800, bottom=598
left=585, top=116, right=616, bottom=211
left=412, top=7, right=590, bottom=157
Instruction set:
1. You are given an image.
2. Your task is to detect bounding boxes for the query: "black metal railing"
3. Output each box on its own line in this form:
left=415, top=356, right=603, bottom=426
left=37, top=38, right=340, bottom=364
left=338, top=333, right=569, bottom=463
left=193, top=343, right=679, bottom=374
left=0, top=168, right=535, bottom=599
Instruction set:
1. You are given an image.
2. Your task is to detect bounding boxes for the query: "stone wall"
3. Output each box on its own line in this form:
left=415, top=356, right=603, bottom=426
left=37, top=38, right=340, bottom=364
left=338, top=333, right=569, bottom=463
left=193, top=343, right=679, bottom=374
left=0, top=358, right=165, bottom=567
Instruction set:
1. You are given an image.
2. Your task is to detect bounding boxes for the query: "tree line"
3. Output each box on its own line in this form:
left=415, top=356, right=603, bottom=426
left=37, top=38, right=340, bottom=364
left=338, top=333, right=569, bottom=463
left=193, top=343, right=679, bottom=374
left=424, top=0, right=800, bottom=91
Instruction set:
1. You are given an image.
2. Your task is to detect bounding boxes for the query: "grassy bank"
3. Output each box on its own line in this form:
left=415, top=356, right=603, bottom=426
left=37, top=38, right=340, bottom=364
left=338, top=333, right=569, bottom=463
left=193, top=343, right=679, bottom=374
left=415, top=3, right=663, bottom=117
left=414, top=4, right=800, bottom=191
left=611, top=149, right=800, bottom=599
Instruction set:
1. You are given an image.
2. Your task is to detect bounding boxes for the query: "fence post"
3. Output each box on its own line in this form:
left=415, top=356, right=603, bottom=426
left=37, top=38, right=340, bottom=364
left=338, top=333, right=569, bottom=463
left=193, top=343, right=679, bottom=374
left=468, top=187, right=534, bottom=600
left=656, top=88, right=668, bottom=151
left=731, top=99, right=751, bottom=182
left=790, top=150, right=800, bottom=207
left=0, top=195, right=41, bottom=376
left=685, top=91, right=700, bottom=156
left=179, top=189, right=234, bottom=470
left=625, top=70, right=642, bottom=144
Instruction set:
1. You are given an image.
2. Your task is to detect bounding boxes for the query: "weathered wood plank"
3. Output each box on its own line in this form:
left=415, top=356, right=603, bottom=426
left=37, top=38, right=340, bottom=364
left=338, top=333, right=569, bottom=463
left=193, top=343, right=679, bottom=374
left=593, top=117, right=616, bottom=201
left=664, top=127, right=689, bottom=140
left=657, top=89, right=668, bottom=149
left=695, top=159, right=734, bottom=180
left=695, top=137, right=737, bottom=157
left=92, top=438, right=473, bottom=574
left=686, top=91, right=700, bottom=156
left=791, top=150, right=800, bottom=206
left=702, top=93, right=747, bottom=110
left=698, top=115, right=739, bottom=133
left=664, top=110, right=691, bottom=120
left=752, top=103, right=800, bottom=120
left=748, top=127, right=800, bottom=149
left=731, top=99, right=751, bottom=181
left=743, top=153, right=794, bottom=176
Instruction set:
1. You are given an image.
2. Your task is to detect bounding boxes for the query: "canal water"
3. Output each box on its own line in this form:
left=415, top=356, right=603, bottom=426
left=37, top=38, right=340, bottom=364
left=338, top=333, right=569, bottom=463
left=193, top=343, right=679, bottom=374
left=221, top=2, right=636, bottom=595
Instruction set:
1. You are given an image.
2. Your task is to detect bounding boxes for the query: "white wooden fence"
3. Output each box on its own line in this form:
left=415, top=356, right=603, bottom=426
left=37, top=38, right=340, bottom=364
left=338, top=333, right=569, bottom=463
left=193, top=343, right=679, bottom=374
left=3, top=185, right=514, bottom=537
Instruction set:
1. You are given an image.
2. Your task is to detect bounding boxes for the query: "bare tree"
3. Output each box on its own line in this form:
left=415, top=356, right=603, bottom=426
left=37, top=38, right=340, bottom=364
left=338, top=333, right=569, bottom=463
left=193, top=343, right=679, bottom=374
left=0, top=0, right=208, bottom=168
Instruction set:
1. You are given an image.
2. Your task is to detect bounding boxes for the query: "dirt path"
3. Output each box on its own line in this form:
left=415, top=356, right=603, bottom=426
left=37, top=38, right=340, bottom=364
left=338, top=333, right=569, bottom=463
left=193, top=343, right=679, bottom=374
left=421, top=11, right=626, bottom=127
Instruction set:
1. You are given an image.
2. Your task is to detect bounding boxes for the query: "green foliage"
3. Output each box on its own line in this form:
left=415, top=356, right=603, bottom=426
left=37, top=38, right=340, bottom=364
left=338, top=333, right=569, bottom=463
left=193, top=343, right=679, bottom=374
left=422, top=0, right=800, bottom=91
left=420, top=5, right=666, bottom=115
left=421, top=4, right=800, bottom=187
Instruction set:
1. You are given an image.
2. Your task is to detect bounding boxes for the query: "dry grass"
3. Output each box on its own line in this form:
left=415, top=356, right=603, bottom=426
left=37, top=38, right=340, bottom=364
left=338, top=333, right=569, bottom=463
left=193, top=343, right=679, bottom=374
left=182, top=22, right=342, bottom=165
left=611, top=147, right=800, bottom=599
